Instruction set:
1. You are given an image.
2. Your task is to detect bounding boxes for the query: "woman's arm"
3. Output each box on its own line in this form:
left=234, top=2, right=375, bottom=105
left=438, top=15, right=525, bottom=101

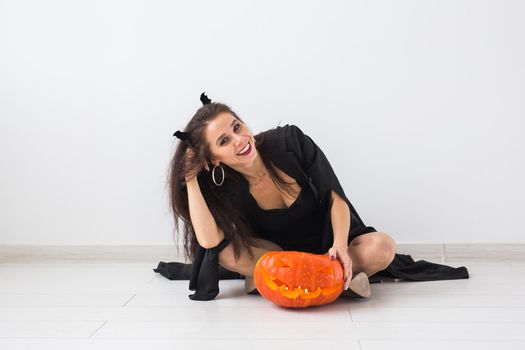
left=329, top=190, right=352, bottom=288
left=330, top=190, right=351, bottom=246
left=186, top=176, right=225, bottom=249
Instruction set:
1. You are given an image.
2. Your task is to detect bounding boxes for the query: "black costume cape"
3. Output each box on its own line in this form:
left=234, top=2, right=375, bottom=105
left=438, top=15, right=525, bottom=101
left=154, top=124, right=469, bottom=300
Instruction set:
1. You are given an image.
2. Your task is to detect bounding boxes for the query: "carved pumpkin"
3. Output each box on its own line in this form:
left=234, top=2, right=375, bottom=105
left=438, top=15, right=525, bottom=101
left=253, top=251, right=344, bottom=308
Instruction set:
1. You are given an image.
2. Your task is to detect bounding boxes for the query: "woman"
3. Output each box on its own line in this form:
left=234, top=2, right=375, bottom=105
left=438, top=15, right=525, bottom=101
left=168, top=92, right=398, bottom=299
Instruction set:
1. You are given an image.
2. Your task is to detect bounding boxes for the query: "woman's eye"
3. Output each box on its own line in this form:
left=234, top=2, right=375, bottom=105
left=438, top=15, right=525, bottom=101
left=220, top=123, right=241, bottom=146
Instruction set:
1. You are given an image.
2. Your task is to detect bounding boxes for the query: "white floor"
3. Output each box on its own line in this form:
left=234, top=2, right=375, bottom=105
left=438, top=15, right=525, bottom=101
left=1, top=259, right=524, bottom=349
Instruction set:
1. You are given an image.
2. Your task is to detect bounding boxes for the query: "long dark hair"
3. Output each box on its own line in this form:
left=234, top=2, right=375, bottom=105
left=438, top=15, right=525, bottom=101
left=168, top=101, right=299, bottom=264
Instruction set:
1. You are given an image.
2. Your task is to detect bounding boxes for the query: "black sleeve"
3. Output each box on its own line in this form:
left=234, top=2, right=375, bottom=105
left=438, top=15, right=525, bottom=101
left=285, top=124, right=352, bottom=213
left=187, top=238, right=230, bottom=300
left=285, top=124, right=374, bottom=250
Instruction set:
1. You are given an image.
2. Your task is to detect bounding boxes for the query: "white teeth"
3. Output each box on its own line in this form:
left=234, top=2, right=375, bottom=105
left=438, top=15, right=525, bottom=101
left=237, top=143, right=250, bottom=155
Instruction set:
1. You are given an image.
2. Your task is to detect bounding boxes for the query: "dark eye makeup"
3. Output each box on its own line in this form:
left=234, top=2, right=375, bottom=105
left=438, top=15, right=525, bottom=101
left=220, top=123, right=241, bottom=146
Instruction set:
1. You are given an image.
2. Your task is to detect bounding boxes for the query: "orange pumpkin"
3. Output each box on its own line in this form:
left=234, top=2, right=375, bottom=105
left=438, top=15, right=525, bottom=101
left=253, top=251, right=344, bottom=308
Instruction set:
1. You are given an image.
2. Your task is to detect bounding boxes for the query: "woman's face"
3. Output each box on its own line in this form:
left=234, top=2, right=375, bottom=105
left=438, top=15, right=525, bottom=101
left=205, top=112, right=257, bottom=167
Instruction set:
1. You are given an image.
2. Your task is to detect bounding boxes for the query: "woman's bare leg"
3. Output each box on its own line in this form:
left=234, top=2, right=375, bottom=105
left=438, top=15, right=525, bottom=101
left=348, top=231, right=397, bottom=277
left=218, top=238, right=283, bottom=293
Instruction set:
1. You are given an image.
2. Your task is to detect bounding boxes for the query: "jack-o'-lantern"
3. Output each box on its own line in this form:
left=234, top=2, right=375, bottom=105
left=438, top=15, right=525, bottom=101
left=253, top=251, right=344, bottom=308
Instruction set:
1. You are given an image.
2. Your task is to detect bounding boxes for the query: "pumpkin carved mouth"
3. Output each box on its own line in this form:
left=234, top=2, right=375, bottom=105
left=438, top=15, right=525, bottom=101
left=259, top=267, right=342, bottom=299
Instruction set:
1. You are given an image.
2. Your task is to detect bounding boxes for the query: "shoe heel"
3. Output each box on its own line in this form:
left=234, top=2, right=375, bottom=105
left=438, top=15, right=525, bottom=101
left=342, top=272, right=371, bottom=299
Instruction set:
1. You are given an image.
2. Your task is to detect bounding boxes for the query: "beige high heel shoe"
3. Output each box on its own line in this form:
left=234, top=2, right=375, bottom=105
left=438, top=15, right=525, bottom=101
left=341, top=272, right=372, bottom=298
left=245, top=276, right=259, bottom=295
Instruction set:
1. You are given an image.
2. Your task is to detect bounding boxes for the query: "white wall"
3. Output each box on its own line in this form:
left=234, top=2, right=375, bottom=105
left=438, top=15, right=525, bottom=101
left=1, top=0, right=523, bottom=245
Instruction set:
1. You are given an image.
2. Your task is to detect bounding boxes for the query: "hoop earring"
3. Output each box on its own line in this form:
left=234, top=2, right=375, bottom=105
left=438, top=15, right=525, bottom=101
left=212, top=164, right=225, bottom=186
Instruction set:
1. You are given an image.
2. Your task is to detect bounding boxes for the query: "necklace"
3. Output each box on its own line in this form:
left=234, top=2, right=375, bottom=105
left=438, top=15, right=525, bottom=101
left=248, top=169, right=268, bottom=186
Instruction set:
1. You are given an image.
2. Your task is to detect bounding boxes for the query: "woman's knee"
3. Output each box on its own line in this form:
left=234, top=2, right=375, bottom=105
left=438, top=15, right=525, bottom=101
left=349, top=232, right=396, bottom=267
left=377, top=233, right=397, bottom=264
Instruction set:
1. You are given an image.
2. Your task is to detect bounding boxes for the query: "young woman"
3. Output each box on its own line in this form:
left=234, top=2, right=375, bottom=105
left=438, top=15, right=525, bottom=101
left=168, top=93, right=398, bottom=300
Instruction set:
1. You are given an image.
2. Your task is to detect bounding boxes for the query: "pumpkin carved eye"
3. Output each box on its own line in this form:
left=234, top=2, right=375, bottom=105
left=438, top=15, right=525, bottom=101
left=319, top=265, right=334, bottom=275
left=273, top=257, right=290, bottom=268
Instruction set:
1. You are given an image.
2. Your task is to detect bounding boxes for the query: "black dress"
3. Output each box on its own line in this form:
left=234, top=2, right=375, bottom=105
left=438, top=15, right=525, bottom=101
left=240, top=175, right=376, bottom=255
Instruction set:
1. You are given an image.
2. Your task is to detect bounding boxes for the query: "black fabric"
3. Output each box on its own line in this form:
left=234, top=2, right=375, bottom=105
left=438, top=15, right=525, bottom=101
left=153, top=261, right=244, bottom=281
left=185, top=237, right=233, bottom=300
left=153, top=261, right=193, bottom=280
left=241, top=177, right=326, bottom=253
left=376, top=253, right=469, bottom=281
left=258, top=124, right=381, bottom=253
left=240, top=171, right=379, bottom=254
left=154, top=252, right=469, bottom=284
left=154, top=124, right=469, bottom=300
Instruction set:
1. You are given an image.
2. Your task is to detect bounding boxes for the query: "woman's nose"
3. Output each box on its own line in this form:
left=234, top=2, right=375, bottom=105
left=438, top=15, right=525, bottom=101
left=233, top=135, right=243, bottom=146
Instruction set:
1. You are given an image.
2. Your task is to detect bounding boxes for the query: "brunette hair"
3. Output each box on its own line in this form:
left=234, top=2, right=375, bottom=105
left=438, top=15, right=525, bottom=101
left=168, top=102, right=299, bottom=264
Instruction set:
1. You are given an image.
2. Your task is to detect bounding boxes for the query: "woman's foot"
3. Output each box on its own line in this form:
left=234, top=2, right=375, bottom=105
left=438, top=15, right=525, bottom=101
left=341, top=272, right=372, bottom=299
left=245, top=276, right=259, bottom=295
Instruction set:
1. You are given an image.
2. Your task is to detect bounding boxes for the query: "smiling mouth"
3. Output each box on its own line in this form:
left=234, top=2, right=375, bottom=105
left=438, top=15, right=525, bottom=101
left=237, top=142, right=252, bottom=156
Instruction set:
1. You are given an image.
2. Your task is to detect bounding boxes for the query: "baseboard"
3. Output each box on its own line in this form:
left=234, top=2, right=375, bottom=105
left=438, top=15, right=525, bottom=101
left=0, top=244, right=524, bottom=263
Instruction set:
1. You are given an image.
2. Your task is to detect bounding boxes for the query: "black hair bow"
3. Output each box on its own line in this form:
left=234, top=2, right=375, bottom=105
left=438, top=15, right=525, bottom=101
left=173, top=92, right=212, bottom=139
left=200, top=92, right=211, bottom=105
left=173, top=130, right=190, bottom=139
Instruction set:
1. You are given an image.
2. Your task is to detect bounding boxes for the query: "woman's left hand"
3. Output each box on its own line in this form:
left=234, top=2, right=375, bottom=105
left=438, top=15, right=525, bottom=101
left=326, top=245, right=353, bottom=290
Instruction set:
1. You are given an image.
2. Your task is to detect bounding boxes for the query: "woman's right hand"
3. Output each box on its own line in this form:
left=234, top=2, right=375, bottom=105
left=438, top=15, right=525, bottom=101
left=183, top=148, right=210, bottom=183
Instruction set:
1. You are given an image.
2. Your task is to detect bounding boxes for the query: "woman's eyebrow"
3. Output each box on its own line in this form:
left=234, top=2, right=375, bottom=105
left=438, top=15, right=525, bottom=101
left=216, top=119, right=237, bottom=145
